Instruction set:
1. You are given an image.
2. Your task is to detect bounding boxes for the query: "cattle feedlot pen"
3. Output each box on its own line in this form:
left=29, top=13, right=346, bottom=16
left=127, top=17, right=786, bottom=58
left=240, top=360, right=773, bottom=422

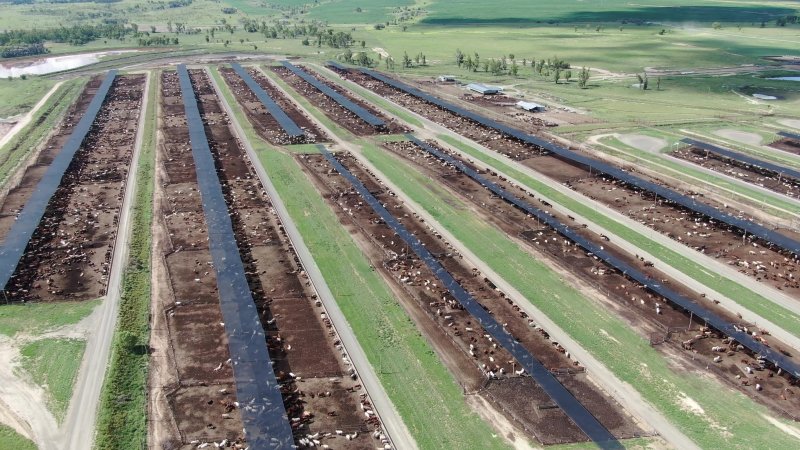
left=682, top=138, right=800, bottom=182
left=317, top=143, right=622, bottom=449
left=282, top=61, right=386, bottom=127
left=177, top=64, right=294, bottom=449
left=349, top=64, right=800, bottom=257
left=0, top=70, right=117, bottom=292
left=778, top=131, right=800, bottom=141
left=230, top=62, right=305, bottom=138
left=406, top=135, right=800, bottom=378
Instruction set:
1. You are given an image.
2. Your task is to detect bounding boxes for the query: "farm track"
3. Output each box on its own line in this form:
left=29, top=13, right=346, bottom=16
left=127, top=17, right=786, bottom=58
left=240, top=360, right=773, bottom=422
left=0, top=74, right=145, bottom=302
left=149, top=68, right=388, bottom=449
left=297, top=149, right=643, bottom=446
left=386, top=138, right=800, bottom=420
left=332, top=67, right=800, bottom=300
left=271, top=65, right=407, bottom=136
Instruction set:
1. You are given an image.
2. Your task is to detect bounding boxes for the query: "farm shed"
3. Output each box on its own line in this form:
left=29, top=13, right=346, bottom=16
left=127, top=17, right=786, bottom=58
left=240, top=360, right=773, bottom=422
left=516, top=101, right=546, bottom=112
left=467, top=83, right=501, bottom=95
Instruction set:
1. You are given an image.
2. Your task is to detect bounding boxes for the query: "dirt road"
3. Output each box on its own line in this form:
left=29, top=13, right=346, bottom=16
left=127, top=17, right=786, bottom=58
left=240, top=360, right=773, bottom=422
left=0, top=82, right=63, bottom=149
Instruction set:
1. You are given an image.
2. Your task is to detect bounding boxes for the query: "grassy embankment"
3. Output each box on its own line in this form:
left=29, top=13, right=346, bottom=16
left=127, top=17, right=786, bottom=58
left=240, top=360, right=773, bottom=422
left=94, top=71, right=157, bottom=450
left=19, top=338, right=86, bottom=421
left=358, top=140, right=800, bottom=449
left=0, top=424, right=36, bottom=450
left=210, top=65, right=511, bottom=450
left=0, top=78, right=84, bottom=189
left=0, top=300, right=99, bottom=337
left=0, top=77, right=58, bottom=118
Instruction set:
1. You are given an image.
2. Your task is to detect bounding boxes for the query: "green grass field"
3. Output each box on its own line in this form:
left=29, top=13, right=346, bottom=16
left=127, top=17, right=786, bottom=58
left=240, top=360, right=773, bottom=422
left=422, top=0, right=797, bottom=25
left=95, top=70, right=156, bottom=450
left=0, top=76, right=57, bottom=118
left=210, top=65, right=512, bottom=449
left=0, top=78, right=84, bottom=189
left=0, top=300, right=99, bottom=337
left=19, top=337, right=86, bottom=421
left=0, top=424, right=36, bottom=450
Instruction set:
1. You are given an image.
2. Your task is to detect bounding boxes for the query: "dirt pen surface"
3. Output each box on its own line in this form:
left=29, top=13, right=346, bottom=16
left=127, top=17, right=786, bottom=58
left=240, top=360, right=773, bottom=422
left=219, top=66, right=329, bottom=145
left=387, top=138, right=800, bottom=420
left=770, top=137, right=800, bottom=156
left=150, top=69, right=245, bottom=449
left=298, top=150, right=643, bottom=445
left=674, top=146, right=800, bottom=199
left=271, top=65, right=407, bottom=136
left=149, top=68, right=386, bottom=450
left=337, top=68, right=800, bottom=299
left=0, top=74, right=144, bottom=302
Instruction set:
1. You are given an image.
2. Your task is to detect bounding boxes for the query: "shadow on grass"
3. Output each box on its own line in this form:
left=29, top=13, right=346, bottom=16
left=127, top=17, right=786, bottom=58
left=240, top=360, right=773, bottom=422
left=422, top=5, right=797, bottom=25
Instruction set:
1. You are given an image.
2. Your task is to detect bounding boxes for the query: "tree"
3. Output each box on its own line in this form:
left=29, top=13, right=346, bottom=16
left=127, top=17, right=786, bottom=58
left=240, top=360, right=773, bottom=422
left=656, top=77, right=662, bottom=90
left=361, top=40, right=366, bottom=48
left=421, top=54, right=426, bottom=65
left=553, top=67, right=561, bottom=84
left=510, top=63, right=519, bottom=76
left=455, top=49, right=464, bottom=67
left=564, top=70, right=572, bottom=82
left=578, top=66, right=590, bottom=88
left=474, top=52, right=480, bottom=71
left=642, top=73, right=649, bottom=90
left=402, top=51, right=412, bottom=68
left=343, top=48, right=353, bottom=63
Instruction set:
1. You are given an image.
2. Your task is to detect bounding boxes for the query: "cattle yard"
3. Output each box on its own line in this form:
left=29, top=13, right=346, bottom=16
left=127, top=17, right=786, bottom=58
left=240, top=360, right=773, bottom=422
left=297, top=148, right=643, bottom=445
left=329, top=66, right=800, bottom=298
left=219, top=66, right=328, bottom=145
left=674, top=145, right=800, bottom=199
left=771, top=133, right=800, bottom=156
left=4, top=57, right=800, bottom=450
left=149, top=67, right=387, bottom=449
left=271, top=64, right=408, bottom=136
left=383, top=137, right=800, bottom=418
left=0, top=73, right=144, bottom=301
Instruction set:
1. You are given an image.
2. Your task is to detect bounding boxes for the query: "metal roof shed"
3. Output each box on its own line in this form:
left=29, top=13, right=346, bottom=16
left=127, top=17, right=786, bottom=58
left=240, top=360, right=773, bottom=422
left=467, top=83, right=500, bottom=95
left=516, top=101, right=546, bottom=112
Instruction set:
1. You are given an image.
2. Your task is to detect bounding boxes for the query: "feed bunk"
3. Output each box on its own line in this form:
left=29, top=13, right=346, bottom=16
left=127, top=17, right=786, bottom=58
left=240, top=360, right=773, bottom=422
left=0, top=70, right=117, bottom=291
left=406, top=135, right=800, bottom=378
left=177, top=64, right=294, bottom=449
left=317, top=143, right=621, bottom=449
left=349, top=63, right=800, bottom=257
left=281, top=61, right=385, bottom=128
left=230, top=63, right=305, bottom=139
left=682, top=138, right=800, bottom=182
